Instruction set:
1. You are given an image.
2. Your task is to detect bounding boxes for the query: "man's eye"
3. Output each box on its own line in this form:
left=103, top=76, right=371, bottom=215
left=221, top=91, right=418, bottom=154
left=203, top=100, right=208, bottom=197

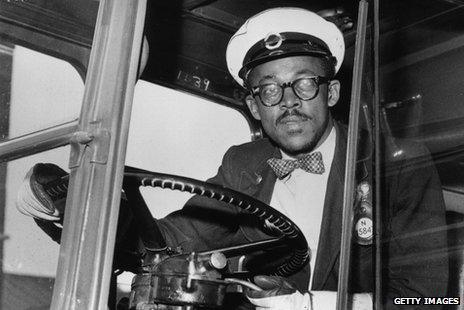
left=295, top=78, right=317, bottom=90
left=261, top=85, right=280, bottom=97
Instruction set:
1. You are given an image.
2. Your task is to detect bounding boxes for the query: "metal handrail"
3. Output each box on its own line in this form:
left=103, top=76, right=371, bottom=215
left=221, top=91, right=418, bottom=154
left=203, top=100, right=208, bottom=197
left=336, top=1, right=369, bottom=309
left=49, top=0, right=147, bottom=309
left=0, top=120, right=78, bottom=162
left=373, top=0, right=382, bottom=308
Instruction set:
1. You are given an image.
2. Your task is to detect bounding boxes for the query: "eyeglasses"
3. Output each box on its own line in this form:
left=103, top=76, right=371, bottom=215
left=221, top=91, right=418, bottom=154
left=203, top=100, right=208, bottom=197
left=250, top=76, right=330, bottom=107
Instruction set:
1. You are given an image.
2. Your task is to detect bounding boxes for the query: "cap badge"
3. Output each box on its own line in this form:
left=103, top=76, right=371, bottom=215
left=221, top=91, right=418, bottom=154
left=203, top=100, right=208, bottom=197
left=264, top=33, right=283, bottom=50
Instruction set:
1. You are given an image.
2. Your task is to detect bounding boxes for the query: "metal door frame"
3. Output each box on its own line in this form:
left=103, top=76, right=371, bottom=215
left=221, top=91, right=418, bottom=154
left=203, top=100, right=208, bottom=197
left=0, top=0, right=147, bottom=308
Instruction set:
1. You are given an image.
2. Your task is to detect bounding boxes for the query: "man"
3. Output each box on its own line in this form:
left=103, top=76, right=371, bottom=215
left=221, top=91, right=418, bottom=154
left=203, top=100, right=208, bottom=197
left=156, top=7, right=448, bottom=310
left=16, top=7, right=448, bottom=310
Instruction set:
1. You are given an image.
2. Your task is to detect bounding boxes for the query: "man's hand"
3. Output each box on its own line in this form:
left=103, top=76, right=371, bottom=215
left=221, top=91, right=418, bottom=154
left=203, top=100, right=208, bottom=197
left=309, top=291, right=372, bottom=310
left=16, top=163, right=67, bottom=221
left=246, top=275, right=373, bottom=310
left=246, top=275, right=311, bottom=310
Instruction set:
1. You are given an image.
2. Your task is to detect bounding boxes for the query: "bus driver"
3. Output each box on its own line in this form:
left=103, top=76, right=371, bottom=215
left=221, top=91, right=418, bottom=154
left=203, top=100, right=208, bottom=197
left=156, top=7, right=448, bottom=309
left=17, top=7, right=448, bottom=310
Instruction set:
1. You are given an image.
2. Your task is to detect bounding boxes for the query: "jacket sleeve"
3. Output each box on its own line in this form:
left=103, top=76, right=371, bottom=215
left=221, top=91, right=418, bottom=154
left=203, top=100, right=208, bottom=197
left=382, top=142, right=449, bottom=309
left=155, top=145, right=251, bottom=253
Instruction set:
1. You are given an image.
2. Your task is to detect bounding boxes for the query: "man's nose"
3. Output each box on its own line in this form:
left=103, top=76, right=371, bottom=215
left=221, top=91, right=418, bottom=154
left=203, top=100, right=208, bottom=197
left=279, top=87, right=301, bottom=109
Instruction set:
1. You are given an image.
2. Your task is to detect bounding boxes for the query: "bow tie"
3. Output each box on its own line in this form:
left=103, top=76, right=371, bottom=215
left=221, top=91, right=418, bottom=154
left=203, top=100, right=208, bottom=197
left=267, top=151, right=325, bottom=179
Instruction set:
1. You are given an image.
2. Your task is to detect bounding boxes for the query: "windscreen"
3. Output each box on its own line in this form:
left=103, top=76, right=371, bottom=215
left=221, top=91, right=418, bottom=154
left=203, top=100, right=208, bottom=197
left=373, top=0, right=463, bottom=308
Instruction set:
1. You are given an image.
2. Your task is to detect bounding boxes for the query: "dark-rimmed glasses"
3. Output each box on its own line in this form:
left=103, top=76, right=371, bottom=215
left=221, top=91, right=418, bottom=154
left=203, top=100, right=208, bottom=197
left=251, top=76, right=330, bottom=107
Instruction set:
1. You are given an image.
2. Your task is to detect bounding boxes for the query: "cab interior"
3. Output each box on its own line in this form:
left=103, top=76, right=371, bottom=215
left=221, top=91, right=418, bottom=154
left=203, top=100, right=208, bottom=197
left=1, top=0, right=464, bottom=309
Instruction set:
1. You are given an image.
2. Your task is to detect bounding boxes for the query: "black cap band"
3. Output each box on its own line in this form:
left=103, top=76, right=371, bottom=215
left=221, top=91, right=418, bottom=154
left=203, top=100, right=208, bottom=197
left=238, top=32, right=336, bottom=81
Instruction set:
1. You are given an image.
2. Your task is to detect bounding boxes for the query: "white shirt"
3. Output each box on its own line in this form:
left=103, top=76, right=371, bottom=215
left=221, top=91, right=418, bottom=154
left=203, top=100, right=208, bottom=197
left=269, top=126, right=336, bottom=288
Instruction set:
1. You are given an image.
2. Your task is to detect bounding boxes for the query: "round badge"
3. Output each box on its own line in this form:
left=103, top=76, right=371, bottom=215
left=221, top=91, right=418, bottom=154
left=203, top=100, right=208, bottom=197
left=355, top=217, right=373, bottom=244
left=264, top=33, right=283, bottom=50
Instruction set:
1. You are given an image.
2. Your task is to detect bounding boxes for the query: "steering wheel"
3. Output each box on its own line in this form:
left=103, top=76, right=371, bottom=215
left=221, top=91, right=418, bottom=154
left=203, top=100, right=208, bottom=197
left=38, top=165, right=309, bottom=276
left=122, top=166, right=309, bottom=277
left=35, top=164, right=309, bottom=308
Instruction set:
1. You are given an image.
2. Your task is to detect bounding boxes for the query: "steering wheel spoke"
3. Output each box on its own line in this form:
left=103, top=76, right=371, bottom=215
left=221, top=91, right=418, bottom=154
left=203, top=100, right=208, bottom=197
left=199, top=237, right=285, bottom=258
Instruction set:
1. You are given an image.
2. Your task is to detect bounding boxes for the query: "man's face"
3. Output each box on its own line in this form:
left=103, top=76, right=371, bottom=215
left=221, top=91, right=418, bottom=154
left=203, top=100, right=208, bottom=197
left=245, top=55, right=340, bottom=157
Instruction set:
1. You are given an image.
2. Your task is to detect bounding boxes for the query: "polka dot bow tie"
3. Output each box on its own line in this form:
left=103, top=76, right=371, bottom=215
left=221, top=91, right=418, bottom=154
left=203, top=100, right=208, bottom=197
left=267, top=151, right=325, bottom=179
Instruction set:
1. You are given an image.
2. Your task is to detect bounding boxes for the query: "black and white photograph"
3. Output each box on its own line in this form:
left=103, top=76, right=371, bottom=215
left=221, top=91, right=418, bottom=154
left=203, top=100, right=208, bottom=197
left=0, top=0, right=463, bottom=309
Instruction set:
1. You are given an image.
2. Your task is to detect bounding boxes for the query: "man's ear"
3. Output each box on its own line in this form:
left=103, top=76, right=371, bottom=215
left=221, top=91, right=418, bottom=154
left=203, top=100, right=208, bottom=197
left=245, top=95, right=261, bottom=120
left=327, top=80, right=340, bottom=107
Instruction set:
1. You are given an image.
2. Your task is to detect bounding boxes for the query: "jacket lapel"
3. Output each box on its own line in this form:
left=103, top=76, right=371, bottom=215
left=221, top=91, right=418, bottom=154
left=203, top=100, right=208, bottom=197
left=235, top=125, right=363, bottom=291
left=237, top=140, right=280, bottom=202
left=237, top=141, right=280, bottom=241
left=311, top=123, right=347, bottom=290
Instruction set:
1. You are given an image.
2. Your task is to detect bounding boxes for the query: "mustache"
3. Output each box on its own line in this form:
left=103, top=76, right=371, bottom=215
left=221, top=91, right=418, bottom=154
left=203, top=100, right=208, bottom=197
left=276, top=110, right=310, bottom=124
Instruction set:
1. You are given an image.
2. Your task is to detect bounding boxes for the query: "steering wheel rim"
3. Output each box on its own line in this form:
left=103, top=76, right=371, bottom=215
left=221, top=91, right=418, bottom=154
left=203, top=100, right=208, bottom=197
left=124, top=170, right=310, bottom=277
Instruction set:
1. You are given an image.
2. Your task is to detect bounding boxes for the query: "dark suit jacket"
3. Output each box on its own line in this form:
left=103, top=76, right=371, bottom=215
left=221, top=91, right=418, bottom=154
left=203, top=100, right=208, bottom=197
left=157, top=122, right=449, bottom=309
